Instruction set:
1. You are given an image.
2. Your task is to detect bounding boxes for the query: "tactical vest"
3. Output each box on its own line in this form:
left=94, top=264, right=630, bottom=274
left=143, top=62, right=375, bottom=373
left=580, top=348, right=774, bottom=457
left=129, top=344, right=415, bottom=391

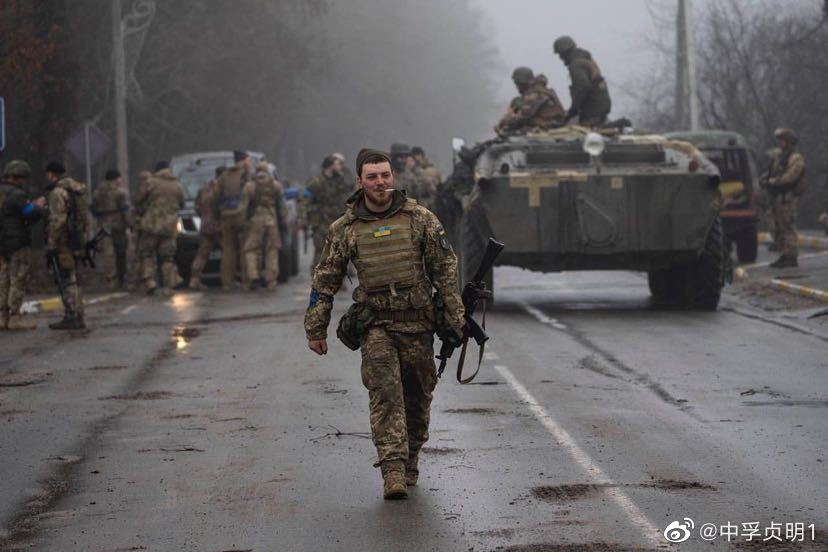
left=774, top=151, right=806, bottom=196
left=253, top=179, right=279, bottom=210
left=351, top=210, right=424, bottom=293
left=218, top=169, right=246, bottom=211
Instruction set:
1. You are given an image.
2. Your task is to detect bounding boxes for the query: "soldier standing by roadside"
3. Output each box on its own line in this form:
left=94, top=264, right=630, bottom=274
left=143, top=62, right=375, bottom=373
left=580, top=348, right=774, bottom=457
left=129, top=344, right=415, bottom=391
left=766, top=128, right=805, bottom=268
left=241, top=162, right=285, bottom=291
left=305, top=149, right=465, bottom=500
left=93, top=169, right=130, bottom=289
left=189, top=166, right=224, bottom=289
left=411, top=146, right=443, bottom=211
left=0, top=161, right=47, bottom=330
left=214, top=151, right=252, bottom=290
left=553, top=36, right=611, bottom=126
left=44, top=162, right=88, bottom=330
left=305, top=155, right=351, bottom=272
left=134, top=161, right=185, bottom=295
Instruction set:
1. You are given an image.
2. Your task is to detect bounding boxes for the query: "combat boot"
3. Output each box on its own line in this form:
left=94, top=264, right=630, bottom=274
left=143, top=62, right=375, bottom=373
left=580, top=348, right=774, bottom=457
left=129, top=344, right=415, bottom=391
left=380, top=460, right=408, bottom=500
left=405, top=454, right=419, bottom=486
left=1, top=309, right=9, bottom=330
left=770, top=255, right=798, bottom=268
left=189, top=278, right=205, bottom=290
left=7, top=313, right=37, bottom=330
left=49, top=315, right=85, bottom=330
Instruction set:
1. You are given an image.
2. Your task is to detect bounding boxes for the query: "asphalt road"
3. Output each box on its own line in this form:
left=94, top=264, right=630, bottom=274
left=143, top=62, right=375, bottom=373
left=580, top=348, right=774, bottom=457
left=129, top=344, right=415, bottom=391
left=1, top=254, right=826, bottom=551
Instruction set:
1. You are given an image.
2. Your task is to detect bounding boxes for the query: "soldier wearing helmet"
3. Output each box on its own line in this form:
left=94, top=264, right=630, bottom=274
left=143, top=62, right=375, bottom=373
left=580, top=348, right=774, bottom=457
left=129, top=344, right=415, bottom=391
left=0, top=160, right=47, bottom=330
left=766, top=128, right=805, bottom=268
left=495, top=66, right=565, bottom=135
left=553, top=35, right=612, bottom=127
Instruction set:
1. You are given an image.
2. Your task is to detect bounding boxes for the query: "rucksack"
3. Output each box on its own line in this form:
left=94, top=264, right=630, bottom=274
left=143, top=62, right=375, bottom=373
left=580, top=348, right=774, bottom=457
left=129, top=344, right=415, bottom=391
left=66, top=187, right=89, bottom=252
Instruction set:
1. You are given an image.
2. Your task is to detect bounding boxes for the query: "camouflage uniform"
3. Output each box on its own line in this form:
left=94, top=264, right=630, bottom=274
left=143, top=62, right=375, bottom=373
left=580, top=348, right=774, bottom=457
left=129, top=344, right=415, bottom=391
left=128, top=171, right=152, bottom=288
left=46, top=176, right=88, bottom=319
left=214, top=165, right=251, bottom=289
left=497, top=74, right=566, bottom=132
left=134, top=168, right=185, bottom=293
left=189, top=178, right=220, bottom=287
left=304, top=190, right=464, bottom=472
left=93, top=178, right=130, bottom=287
left=413, top=157, right=442, bottom=212
left=565, top=48, right=611, bottom=126
left=241, top=167, right=285, bottom=289
left=305, top=171, right=352, bottom=271
left=0, top=163, right=45, bottom=329
left=767, top=146, right=805, bottom=261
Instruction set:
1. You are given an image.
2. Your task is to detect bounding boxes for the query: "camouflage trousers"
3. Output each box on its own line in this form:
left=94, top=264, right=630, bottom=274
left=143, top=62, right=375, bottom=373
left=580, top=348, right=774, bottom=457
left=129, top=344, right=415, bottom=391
left=771, top=192, right=798, bottom=258
left=220, top=213, right=246, bottom=289
left=190, top=232, right=220, bottom=283
left=0, top=248, right=30, bottom=314
left=361, top=327, right=438, bottom=466
left=53, top=250, right=83, bottom=316
left=138, top=232, right=180, bottom=291
left=108, top=230, right=128, bottom=285
left=243, top=217, right=280, bottom=286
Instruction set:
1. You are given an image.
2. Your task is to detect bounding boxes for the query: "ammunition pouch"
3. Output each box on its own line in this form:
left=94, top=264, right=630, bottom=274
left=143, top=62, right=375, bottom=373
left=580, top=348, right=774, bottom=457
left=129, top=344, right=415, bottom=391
left=336, top=303, right=375, bottom=351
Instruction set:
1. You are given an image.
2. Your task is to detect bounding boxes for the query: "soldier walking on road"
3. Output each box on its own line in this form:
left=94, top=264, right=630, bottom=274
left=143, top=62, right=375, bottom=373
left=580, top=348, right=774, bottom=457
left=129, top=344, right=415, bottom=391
left=766, top=128, right=805, bottom=268
left=93, top=169, right=130, bottom=289
left=134, top=161, right=185, bottom=295
left=214, top=151, right=252, bottom=290
left=553, top=36, right=612, bottom=127
left=305, top=155, right=351, bottom=273
left=0, top=161, right=46, bottom=330
left=189, top=166, right=224, bottom=290
left=305, top=149, right=465, bottom=500
left=241, top=162, right=285, bottom=291
left=44, top=162, right=88, bottom=330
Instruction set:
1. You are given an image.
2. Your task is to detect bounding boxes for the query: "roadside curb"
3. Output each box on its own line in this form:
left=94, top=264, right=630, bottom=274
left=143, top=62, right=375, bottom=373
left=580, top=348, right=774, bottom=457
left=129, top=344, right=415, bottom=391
left=757, top=231, right=828, bottom=250
left=767, top=279, right=828, bottom=303
left=21, top=292, right=129, bottom=314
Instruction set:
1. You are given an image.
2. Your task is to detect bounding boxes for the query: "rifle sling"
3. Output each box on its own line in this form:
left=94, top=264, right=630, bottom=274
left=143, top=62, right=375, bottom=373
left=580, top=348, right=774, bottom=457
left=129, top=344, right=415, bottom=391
left=455, top=297, right=487, bottom=384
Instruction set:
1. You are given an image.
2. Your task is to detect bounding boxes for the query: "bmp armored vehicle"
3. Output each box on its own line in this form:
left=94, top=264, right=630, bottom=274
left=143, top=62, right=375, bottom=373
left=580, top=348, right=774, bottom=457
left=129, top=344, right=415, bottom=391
left=440, top=127, right=726, bottom=309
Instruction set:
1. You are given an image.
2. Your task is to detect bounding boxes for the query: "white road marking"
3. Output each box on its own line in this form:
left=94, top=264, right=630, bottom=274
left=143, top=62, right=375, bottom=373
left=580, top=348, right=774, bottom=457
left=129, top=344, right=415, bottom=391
left=523, top=303, right=568, bottom=330
left=495, top=363, right=662, bottom=547
left=120, top=304, right=138, bottom=316
left=483, top=351, right=500, bottom=361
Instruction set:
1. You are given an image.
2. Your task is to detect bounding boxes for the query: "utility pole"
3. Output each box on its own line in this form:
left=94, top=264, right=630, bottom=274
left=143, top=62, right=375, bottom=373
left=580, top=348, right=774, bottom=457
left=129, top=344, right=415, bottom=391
left=675, top=0, right=699, bottom=130
left=112, top=0, right=130, bottom=192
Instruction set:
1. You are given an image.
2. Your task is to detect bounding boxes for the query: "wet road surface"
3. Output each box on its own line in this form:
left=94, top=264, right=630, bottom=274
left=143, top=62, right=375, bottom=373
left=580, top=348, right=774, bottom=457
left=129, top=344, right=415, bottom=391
left=1, top=260, right=826, bottom=551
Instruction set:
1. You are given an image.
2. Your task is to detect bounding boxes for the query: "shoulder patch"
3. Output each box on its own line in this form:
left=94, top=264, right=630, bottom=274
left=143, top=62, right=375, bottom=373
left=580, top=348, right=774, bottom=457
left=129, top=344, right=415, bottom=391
left=309, top=290, right=319, bottom=307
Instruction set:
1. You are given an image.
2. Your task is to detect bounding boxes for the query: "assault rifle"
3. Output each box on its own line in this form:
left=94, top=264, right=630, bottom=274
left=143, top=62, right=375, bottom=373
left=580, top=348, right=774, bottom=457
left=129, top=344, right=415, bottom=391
left=46, top=251, right=72, bottom=315
left=436, top=237, right=505, bottom=384
left=78, top=228, right=109, bottom=268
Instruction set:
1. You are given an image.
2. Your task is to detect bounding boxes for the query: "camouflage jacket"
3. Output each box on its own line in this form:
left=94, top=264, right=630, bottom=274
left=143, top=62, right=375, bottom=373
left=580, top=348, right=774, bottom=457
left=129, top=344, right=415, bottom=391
left=768, top=148, right=805, bottom=195
left=304, top=190, right=464, bottom=340
left=241, top=172, right=285, bottom=224
left=214, top=166, right=251, bottom=218
left=46, top=177, right=87, bottom=251
left=195, top=180, right=219, bottom=235
left=498, top=75, right=565, bottom=132
left=93, top=179, right=130, bottom=233
left=305, top=172, right=352, bottom=229
left=567, top=48, right=611, bottom=122
left=398, top=166, right=437, bottom=210
left=134, top=168, right=185, bottom=236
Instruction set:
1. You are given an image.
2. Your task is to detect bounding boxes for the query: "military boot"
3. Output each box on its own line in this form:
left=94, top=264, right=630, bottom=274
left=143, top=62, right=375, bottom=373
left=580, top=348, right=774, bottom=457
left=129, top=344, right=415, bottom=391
left=405, top=454, right=419, bottom=486
left=49, top=314, right=86, bottom=330
left=189, top=278, right=205, bottom=290
left=7, top=313, right=37, bottom=330
left=1, top=309, right=9, bottom=330
left=380, top=460, right=408, bottom=500
left=770, top=255, right=798, bottom=268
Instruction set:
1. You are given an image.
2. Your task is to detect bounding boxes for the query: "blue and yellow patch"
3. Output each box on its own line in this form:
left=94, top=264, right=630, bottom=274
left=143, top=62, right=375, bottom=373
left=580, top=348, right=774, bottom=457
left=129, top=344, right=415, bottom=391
left=372, top=225, right=392, bottom=238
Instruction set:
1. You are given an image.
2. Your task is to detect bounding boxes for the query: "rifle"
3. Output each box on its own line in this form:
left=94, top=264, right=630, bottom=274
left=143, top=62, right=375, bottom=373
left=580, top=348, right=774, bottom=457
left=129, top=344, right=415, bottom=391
left=78, top=228, right=110, bottom=268
left=435, top=237, right=505, bottom=383
left=46, top=251, right=72, bottom=315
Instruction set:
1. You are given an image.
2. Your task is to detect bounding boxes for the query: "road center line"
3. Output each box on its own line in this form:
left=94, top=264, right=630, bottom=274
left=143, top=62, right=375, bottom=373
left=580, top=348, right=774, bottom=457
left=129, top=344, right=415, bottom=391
left=494, top=363, right=662, bottom=547
left=522, top=303, right=568, bottom=330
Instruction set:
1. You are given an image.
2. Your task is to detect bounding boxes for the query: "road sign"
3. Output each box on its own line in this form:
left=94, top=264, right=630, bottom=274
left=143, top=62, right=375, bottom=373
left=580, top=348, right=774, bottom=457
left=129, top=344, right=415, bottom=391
left=0, top=96, right=5, bottom=152
left=65, top=122, right=110, bottom=165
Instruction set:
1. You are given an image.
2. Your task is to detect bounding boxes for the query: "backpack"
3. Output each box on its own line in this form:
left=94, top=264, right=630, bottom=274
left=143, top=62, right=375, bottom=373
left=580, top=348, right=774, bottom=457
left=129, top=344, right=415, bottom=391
left=66, top=187, right=89, bottom=252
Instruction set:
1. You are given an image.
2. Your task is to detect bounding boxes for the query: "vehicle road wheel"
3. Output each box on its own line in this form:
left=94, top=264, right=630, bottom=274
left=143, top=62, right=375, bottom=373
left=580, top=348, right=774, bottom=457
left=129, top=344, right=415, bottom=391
left=678, top=216, right=725, bottom=310
left=460, top=212, right=494, bottom=304
left=736, top=222, right=758, bottom=263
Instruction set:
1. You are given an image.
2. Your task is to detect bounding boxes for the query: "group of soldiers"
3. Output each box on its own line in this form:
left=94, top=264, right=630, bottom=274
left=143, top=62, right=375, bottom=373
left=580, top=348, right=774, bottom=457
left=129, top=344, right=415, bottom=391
left=495, top=35, right=612, bottom=135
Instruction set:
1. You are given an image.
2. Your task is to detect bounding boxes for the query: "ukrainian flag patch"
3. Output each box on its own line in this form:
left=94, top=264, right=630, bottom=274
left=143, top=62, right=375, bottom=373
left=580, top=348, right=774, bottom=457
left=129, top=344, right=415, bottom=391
left=372, top=225, right=392, bottom=238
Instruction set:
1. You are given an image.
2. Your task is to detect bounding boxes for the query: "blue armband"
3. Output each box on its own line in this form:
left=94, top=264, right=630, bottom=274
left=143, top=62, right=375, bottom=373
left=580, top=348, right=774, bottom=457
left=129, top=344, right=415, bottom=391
left=21, top=204, right=34, bottom=217
left=309, top=290, right=319, bottom=307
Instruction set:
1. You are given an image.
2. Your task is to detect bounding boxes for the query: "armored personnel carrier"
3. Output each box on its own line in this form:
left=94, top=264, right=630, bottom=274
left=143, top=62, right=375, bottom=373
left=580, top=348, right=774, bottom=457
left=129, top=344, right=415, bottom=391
left=439, top=127, right=726, bottom=309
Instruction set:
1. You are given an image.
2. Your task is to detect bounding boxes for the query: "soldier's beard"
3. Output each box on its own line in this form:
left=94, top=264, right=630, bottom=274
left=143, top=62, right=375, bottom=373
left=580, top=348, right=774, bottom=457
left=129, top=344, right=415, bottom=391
left=363, top=186, right=393, bottom=212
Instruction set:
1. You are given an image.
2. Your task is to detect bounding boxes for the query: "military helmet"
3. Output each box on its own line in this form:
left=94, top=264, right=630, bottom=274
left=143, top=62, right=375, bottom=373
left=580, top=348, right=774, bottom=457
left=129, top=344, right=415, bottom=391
left=553, top=35, right=576, bottom=54
left=389, top=142, right=412, bottom=157
left=3, top=160, right=32, bottom=178
left=511, top=66, right=534, bottom=84
left=773, top=128, right=798, bottom=145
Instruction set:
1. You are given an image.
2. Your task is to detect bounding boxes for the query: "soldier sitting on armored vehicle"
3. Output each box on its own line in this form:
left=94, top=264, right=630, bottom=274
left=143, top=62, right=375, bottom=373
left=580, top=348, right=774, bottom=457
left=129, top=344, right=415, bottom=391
left=495, top=67, right=565, bottom=136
